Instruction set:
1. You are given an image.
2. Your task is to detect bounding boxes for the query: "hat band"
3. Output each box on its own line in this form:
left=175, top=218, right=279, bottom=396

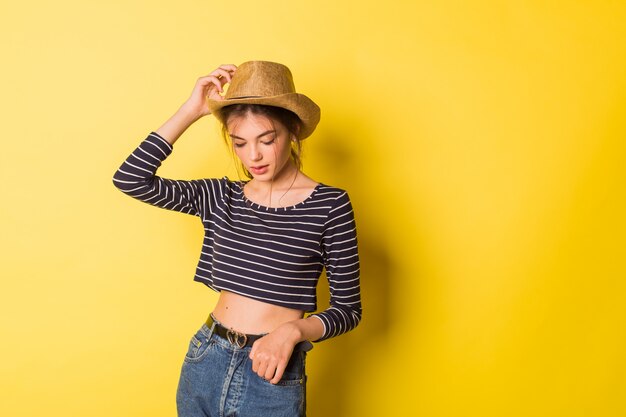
left=228, top=95, right=263, bottom=99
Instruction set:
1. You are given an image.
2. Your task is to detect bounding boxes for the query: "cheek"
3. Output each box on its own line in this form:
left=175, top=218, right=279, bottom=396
left=266, top=144, right=283, bottom=162
left=233, top=147, right=245, bottom=161
left=277, top=141, right=292, bottom=161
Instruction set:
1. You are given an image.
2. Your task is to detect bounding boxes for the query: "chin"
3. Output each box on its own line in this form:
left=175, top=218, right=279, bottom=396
left=254, top=175, right=275, bottom=182
left=248, top=171, right=274, bottom=181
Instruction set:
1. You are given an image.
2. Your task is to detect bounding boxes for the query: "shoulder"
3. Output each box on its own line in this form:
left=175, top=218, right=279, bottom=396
left=317, top=184, right=355, bottom=219
left=319, top=184, right=352, bottom=204
left=316, top=182, right=347, bottom=196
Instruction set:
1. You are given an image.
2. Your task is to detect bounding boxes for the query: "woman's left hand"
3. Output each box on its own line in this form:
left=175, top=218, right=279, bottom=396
left=249, top=321, right=302, bottom=384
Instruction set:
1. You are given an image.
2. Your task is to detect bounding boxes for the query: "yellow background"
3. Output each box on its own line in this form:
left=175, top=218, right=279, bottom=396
left=1, top=1, right=625, bottom=416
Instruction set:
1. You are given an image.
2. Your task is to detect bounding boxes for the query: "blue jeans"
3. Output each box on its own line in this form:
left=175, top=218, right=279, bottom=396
left=176, top=318, right=308, bottom=417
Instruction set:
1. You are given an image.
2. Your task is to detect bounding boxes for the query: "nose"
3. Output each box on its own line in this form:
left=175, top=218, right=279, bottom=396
left=248, top=143, right=262, bottom=161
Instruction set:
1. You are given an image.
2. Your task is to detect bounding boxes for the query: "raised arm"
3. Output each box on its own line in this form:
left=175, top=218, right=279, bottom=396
left=156, top=64, right=237, bottom=145
left=112, top=65, right=237, bottom=216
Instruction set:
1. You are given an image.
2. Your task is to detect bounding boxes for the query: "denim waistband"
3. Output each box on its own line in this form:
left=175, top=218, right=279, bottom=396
left=201, top=317, right=313, bottom=353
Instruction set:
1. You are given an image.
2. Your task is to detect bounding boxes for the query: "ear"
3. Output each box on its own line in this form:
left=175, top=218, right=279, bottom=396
left=294, top=123, right=301, bottom=140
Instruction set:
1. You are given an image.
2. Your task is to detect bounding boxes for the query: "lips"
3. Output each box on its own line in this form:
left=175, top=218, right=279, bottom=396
left=249, top=165, right=269, bottom=175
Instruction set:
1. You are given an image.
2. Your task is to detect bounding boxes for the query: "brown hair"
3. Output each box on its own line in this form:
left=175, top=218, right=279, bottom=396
left=217, top=104, right=304, bottom=179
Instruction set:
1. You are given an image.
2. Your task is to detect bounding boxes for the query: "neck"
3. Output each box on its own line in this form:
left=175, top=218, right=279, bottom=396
left=249, top=162, right=299, bottom=192
left=245, top=162, right=301, bottom=208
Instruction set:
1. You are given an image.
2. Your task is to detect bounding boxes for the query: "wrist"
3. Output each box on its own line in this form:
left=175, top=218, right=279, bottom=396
left=286, top=317, right=324, bottom=344
left=281, top=320, right=304, bottom=344
left=175, top=104, right=203, bottom=124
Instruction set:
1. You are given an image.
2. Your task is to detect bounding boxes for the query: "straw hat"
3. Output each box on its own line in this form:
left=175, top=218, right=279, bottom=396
left=206, top=61, right=321, bottom=139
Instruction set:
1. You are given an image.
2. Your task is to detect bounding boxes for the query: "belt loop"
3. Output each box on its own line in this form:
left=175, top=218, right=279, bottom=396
left=206, top=314, right=217, bottom=338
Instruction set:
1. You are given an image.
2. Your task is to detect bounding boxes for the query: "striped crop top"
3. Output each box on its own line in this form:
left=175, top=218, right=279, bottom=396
left=112, top=131, right=362, bottom=341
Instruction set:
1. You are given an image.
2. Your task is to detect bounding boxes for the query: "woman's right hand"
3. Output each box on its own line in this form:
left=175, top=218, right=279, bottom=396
left=180, top=64, right=237, bottom=119
left=155, top=64, right=237, bottom=145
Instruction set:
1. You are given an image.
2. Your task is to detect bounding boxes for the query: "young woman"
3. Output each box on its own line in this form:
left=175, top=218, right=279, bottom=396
left=113, top=61, right=362, bottom=417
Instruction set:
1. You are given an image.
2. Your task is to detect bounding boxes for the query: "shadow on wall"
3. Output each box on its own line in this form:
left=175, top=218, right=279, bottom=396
left=307, top=129, right=395, bottom=417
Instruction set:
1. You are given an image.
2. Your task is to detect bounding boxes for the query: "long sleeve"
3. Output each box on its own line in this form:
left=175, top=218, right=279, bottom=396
left=309, top=191, right=362, bottom=341
left=112, top=131, right=213, bottom=216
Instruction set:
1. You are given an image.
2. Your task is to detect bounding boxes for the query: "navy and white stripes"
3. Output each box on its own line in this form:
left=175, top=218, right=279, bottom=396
left=113, top=131, right=362, bottom=341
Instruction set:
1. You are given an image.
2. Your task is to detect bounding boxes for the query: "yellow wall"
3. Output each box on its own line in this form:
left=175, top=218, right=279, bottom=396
left=2, top=1, right=625, bottom=416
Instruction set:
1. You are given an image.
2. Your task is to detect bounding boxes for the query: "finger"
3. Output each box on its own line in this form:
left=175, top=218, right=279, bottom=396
left=250, top=350, right=262, bottom=373
left=249, top=343, right=257, bottom=361
left=207, top=75, right=225, bottom=93
left=211, top=68, right=230, bottom=77
left=263, top=358, right=279, bottom=381
left=255, top=358, right=269, bottom=378
left=209, top=68, right=232, bottom=82
left=196, top=75, right=224, bottom=93
left=197, top=74, right=222, bottom=83
left=269, top=360, right=287, bottom=385
left=207, top=65, right=236, bottom=83
left=207, top=86, right=227, bottom=101
left=218, top=64, right=237, bottom=73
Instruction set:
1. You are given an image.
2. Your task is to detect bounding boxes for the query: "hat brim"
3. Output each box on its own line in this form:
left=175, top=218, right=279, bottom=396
left=206, top=93, right=320, bottom=139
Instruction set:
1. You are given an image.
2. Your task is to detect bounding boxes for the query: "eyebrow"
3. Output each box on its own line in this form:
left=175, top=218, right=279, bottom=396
left=229, top=130, right=276, bottom=141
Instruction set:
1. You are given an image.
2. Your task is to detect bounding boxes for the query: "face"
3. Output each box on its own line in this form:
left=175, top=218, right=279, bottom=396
left=226, top=112, right=295, bottom=182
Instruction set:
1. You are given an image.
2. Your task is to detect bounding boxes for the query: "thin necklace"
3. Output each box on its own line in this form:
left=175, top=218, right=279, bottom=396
left=246, top=168, right=298, bottom=209
left=277, top=170, right=299, bottom=208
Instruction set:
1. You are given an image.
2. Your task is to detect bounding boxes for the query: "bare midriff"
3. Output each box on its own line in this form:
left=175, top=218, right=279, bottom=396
left=211, top=290, right=305, bottom=334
